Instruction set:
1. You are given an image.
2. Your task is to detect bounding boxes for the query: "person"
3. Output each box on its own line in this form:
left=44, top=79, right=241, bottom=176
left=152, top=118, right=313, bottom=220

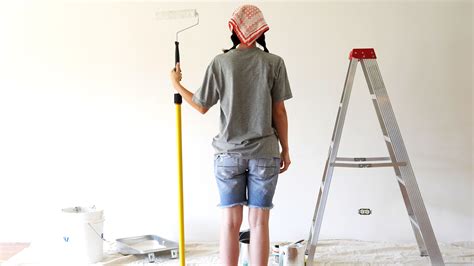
left=170, top=4, right=292, bottom=266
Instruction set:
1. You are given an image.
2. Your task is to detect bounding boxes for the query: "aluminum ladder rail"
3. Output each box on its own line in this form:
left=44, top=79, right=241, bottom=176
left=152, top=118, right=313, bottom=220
left=305, top=48, right=444, bottom=265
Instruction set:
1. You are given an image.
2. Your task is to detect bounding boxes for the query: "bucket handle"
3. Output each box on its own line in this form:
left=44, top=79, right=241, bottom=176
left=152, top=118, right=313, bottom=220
left=88, top=222, right=107, bottom=242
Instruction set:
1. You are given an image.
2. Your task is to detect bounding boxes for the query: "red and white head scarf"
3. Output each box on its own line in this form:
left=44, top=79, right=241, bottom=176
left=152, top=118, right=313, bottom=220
left=228, top=5, right=269, bottom=45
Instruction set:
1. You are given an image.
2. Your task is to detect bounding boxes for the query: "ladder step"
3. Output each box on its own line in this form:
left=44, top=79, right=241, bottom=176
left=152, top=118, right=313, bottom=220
left=331, top=162, right=407, bottom=168
left=384, top=135, right=391, bottom=143
left=335, top=157, right=390, bottom=162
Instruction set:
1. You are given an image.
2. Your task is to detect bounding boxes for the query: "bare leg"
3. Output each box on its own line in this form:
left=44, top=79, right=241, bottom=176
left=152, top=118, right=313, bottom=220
left=249, top=207, right=270, bottom=266
left=220, top=205, right=243, bottom=266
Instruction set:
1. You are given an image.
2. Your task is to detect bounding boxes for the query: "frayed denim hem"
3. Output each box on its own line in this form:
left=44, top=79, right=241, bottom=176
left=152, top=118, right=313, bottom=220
left=217, top=201, right=248, bottom=208
left=247, top=204, right=274, bottom=210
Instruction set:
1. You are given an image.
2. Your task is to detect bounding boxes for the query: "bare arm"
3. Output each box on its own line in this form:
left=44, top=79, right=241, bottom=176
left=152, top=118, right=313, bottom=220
left=272, top=100, right=291, bottom=173
left=170, top=63, right=209, bottom=114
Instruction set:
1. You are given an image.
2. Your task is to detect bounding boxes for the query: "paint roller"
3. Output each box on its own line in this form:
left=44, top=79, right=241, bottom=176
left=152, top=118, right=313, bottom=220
left=156, top=9, right=199, bottom=81
left=155, top=9, right=199, bottom=266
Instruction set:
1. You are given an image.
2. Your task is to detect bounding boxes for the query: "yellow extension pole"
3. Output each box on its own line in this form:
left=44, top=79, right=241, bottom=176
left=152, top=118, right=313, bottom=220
left=175, top=93, right=185, bottom=266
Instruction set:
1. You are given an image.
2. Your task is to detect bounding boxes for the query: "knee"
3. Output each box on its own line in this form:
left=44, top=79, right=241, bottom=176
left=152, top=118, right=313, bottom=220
left=249, top=209, right=269, bottom=229
left=223, top=217, right=242, bottom=232
left=249, top=218, right=268, bottom=230
left=222, top=207, right=243, bottom=232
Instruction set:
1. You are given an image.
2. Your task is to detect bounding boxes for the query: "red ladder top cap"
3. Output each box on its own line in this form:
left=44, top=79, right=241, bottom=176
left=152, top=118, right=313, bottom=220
left=349, top=48, right=377, bottom=60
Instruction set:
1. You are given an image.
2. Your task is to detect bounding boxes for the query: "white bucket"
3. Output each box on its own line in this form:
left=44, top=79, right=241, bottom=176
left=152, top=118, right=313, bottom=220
left=61, top=206, right=104, bottom=264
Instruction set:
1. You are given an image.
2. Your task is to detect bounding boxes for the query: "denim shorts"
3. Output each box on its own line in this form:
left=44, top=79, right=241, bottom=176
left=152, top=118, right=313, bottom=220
left=214, top=154, right=281, bottom=209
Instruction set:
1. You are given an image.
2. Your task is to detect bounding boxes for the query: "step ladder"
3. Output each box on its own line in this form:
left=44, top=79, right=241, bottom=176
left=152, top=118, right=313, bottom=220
left=305, top=48, right=444, bottom=265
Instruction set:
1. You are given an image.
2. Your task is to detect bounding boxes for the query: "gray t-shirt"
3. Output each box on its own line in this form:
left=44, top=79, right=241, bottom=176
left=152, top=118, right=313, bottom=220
left=193, top=47, right=292, bottom=159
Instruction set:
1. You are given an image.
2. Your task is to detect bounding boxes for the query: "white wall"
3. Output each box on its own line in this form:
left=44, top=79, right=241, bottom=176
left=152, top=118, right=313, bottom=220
left=0, top=1, right=472, bottom=244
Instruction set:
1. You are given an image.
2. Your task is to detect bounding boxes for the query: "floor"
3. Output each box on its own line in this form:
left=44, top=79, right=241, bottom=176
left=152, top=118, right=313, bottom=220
left=4, top=239, right=474, bottom=265
left=0, top=243, right=30, bottom=262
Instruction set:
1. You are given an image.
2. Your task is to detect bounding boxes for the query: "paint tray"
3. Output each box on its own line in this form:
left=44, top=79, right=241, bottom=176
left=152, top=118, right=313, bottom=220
left=116, top=235, right=178, bottom=263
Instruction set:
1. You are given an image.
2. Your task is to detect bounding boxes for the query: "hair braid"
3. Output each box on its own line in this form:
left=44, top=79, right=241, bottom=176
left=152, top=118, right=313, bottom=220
left=256, top=33, right=269, bottom=53
left=223, top=31, right=241, bottom=53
